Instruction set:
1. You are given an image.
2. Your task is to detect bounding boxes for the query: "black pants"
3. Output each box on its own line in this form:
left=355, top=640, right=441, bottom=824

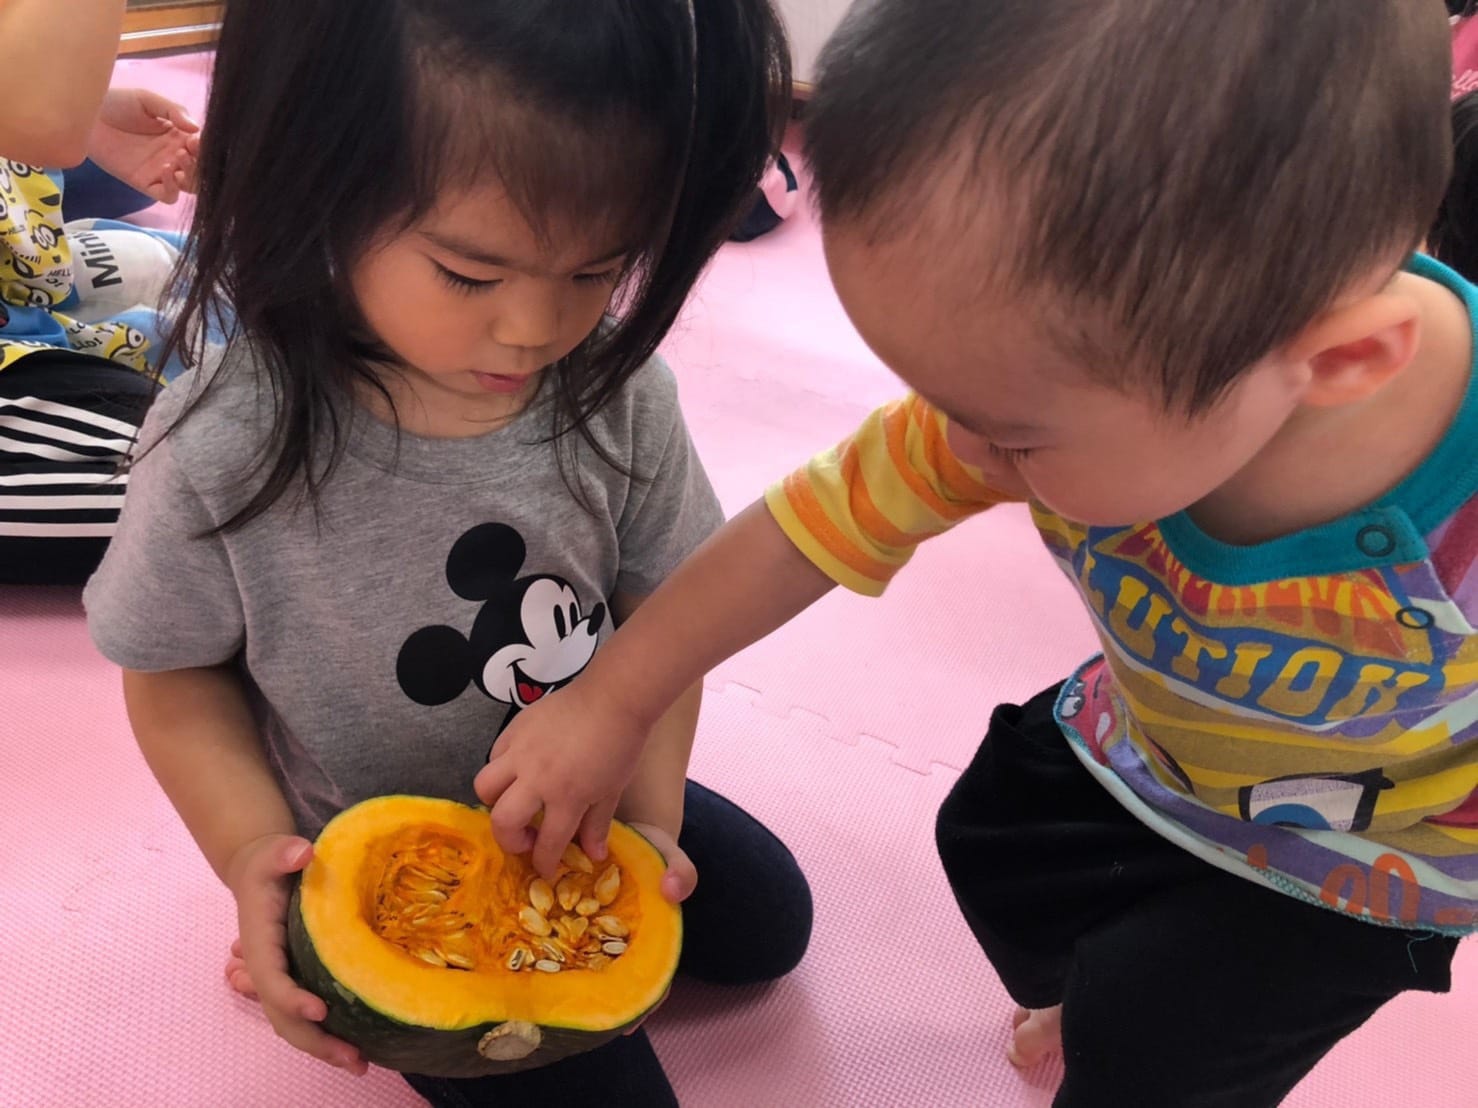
left=936, top=685, right=1460, bottom=1108
left=404, top=779, right=813, bottom=1107
left=0, top=351, right=153, bottom=585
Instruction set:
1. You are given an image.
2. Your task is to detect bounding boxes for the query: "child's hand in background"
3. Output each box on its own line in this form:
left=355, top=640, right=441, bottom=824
left=224, top=833, right=367, bottom=1076
left=475, top=680, right=650, bottom=881
left=86, top=87, right=200, bottom=202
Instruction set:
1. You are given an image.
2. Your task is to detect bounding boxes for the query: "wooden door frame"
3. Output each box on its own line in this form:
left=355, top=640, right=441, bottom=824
left=120, top=2, right=223, bottom=55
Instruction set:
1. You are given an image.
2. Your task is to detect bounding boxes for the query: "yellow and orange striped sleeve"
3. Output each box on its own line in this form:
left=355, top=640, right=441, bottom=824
left=764, top=394, right=1017, bottom=597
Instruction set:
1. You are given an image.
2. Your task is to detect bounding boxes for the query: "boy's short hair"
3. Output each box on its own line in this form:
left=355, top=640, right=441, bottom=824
left=805, top=0, right=1453, bottom=411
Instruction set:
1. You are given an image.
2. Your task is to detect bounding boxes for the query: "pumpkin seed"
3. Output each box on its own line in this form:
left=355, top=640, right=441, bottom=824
left=528, top=878, right=555, bottom=916
left=562, top=843, right=595, bottom=874
left=414, top=947, right=448, bottom=967
left=594, top=915, right=628, bottom=938
left=538, top=941, right=567, bottom=964
left=584, top=953, right=613, bottom=971
left=576, top=898, right=600, bottom=917
left=554, top=915, right=590, bottom=944
left=594, top=865, right=621, bottom=906
left=534, top=959, right=562, bottom=974
left=507, top=947, right=530, bottom=972
left=519, top=907, right=553, bottom=937
left=601, top=941, right=628, bottom=956
left=556, top=876, right=582, bottom=912
left=443, top=950, right=475, bottom=970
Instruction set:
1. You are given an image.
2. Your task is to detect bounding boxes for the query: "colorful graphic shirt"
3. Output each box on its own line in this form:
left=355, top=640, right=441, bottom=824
left=0, top=160, right=180, bottom=376
left=767, top=254, right=1478, bottom=935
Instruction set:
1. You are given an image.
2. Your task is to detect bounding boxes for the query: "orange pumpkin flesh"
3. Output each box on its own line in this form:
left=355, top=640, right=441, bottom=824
left=287, top=796, right=680, bottom=1077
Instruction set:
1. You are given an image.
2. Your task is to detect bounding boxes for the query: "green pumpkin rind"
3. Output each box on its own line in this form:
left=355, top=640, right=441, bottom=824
left=286, top=882, right=647, bottom=1077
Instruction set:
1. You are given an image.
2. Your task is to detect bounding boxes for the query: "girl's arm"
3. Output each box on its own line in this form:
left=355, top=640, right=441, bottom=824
left=124, top=666, right=292, bottom=878
left=123, top=666, right=366, bottom=1075
left=0, top=0, right=127, bottom=166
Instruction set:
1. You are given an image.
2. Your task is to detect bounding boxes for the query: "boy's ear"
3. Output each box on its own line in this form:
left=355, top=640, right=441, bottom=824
left=1286, top=291, right=1421, bottom=408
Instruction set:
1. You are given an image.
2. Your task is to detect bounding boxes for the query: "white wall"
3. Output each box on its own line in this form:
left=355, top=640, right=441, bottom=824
left=779, top=0, right=851, bottom=85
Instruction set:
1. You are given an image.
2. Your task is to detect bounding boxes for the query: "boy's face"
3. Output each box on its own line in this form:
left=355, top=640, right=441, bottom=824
left=823, top=218, right=1309, bottom=526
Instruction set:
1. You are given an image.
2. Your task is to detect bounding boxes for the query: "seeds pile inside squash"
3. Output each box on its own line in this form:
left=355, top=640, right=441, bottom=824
left=370, top=830, right=635, bottom=976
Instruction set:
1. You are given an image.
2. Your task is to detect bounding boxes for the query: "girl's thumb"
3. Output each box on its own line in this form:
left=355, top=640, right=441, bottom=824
left=280, top=839, right=313, bottom=872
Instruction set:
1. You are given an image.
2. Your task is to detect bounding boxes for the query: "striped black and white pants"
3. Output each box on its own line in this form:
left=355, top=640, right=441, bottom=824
left=0, top=351, right=154, bottom=586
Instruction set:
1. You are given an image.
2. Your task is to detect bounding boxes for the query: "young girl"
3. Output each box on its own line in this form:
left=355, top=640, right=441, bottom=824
left=82, top=2, right=811, bottom=1104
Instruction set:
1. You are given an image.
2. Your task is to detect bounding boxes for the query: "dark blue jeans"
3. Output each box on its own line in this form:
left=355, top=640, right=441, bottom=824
left=403, top=780, right=813, bottom=1107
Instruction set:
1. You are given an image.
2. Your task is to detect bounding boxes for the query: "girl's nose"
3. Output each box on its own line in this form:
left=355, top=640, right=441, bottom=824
left=491, top=279, right=562, bottom=351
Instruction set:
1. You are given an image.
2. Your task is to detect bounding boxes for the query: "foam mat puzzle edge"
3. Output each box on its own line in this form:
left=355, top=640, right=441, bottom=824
left=701, top=677, right=976, bottom=778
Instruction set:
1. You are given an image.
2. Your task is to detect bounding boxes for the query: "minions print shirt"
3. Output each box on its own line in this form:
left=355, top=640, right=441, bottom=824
left=768, top=253, right=1478, bottom=935
left=0, top=160, right=180, bottom=376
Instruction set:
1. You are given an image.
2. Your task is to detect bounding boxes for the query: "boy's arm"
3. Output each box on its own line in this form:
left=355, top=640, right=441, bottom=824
left=606, top=593, right=710, bottom=903
left=477, top=502, right=831, bottom=877
left=0, top=0, right=127, bottom=166
left=477, top=394, right=1013, bottom=877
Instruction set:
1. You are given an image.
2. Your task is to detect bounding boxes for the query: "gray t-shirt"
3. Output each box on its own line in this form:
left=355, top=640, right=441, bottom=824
left=84, top=350, right=724, bottom=838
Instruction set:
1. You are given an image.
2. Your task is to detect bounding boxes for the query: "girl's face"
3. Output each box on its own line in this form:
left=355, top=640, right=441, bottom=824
left=351, top=182, right=630, bottom=430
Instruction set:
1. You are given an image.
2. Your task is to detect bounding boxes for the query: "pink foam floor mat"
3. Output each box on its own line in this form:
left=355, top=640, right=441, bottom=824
left=3, top=51, right=1476, bottom=1108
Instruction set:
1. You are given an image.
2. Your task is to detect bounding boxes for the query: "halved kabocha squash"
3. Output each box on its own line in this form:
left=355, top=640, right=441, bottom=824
left=286, top=795, right=680, bottom=1077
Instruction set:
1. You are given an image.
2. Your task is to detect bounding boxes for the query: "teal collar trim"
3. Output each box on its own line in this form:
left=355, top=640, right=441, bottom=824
left=1158, top=253, right=1478, bottom=586
left=1376, top=253, right=1478, bottom=532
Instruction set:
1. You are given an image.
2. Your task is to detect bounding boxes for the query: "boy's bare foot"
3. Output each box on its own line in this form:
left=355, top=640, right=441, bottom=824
left=224, top=937, right=259, bottom=1000
left=1007, top=1005, right=1062, bottom=1067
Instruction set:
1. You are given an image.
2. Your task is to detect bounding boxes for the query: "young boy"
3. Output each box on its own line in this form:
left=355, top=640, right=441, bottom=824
left=477, top=2, right=1475, bottom=1103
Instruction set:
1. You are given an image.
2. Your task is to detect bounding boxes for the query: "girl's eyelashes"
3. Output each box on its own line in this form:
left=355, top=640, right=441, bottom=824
left=574, top=267, right=623, bottom=287
left=433, top=262, right=500, bottom=294
left=986, top=442, right=1035, bottom=463
left=433, top=260, right=623, bottom=293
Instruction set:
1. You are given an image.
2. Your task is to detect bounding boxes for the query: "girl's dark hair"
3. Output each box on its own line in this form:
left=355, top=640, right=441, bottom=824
left=1431, top=92, right=1478, bottom=282
left=161, top=0, right=790, bottom=530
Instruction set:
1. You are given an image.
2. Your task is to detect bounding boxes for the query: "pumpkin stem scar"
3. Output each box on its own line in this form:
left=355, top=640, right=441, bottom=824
left=478, top=1021, right=543, bottom=1062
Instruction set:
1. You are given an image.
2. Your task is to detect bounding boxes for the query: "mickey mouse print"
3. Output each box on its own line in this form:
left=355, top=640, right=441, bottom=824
left=397, top=523, right=609, bottom=746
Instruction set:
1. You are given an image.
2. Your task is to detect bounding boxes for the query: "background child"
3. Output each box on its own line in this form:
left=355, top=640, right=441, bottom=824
left=480, top=2, right=1477, bottom=1105
left=0, top=0, right=200, bottom=586
left=82, top=1, right=810, bottom=1104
